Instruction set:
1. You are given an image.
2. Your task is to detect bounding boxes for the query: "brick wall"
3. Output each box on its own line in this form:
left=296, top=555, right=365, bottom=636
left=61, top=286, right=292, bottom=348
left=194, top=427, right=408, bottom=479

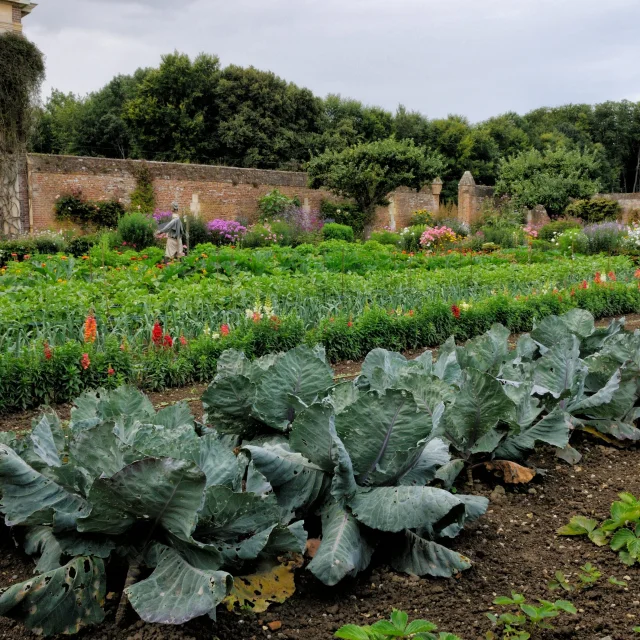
left=12, top=4, right=21, bottom=23
left=26, top=154, right=441, bottom=233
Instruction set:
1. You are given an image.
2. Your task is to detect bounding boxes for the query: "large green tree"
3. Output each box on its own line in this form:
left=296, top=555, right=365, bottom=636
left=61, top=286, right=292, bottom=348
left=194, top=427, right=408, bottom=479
left=307, top=138, right=445, bottom=225
left=494, top=147, right=604, bottom=216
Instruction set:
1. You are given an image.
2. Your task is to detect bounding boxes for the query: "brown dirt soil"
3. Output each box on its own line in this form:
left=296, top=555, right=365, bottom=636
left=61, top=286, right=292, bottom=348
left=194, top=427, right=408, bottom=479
left=2, top=442, right=640, bottom=640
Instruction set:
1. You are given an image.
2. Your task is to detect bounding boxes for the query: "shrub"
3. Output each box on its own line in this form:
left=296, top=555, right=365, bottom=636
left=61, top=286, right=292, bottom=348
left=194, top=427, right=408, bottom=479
left=530, top=239, right=555, bottom=251
left=479, top=224, right=525, bottom=248
left=565, top=197, right=622, bottom=223
left=242, top=224, right=282, bottom=248
left=320, top=200, right=368, bottom=234
left=582, top=222, right=627, bottom=254
left=322, top=223, right=354, bottom=242
left=258, top=189, right=299, bottom=221
left=54, top=193, right=124, bottom=228
left=369, top=230, right=401, bottom=245
left=183, top=214, right=209, bottom=248
left=117, top=211, right=157, bottom=249
left=67, top=233, right=100, bottom=257
left=539, top=219, right=583, bottom=241
left=32, top=232, right=66, bottom=254
left=399, top=225, right=427, bottom=252
left=556, top=229, right=589, bottom=255
left=207, top=219, right=247, bottom=245
left=408, top=209, right=434, bottom=226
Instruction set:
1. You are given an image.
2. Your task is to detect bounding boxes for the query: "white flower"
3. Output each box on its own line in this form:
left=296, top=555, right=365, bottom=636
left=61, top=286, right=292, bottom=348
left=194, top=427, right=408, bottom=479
left=601, top=274, right=607, bottom=282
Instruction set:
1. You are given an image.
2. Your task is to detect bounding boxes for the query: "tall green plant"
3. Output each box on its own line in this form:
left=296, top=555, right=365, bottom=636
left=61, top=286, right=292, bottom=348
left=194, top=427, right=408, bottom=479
left=128, top=162, right=156, bottom=214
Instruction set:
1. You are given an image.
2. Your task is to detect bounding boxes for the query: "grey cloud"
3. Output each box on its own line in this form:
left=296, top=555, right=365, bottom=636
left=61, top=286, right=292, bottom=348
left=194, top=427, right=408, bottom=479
left=25, top=0, right=640, bottom=121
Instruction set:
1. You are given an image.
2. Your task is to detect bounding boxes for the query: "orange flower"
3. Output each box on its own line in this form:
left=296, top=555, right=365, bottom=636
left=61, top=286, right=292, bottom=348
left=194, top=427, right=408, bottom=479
left=594, top=272, right=602, bottom=284
left=80, top=353, right=91, bottom=370
left=579, top=280, right=588, bottom=290
left=220, top=324, right=230, bottom=336
left=634, top=268, right=640, bottom=279
left=83, top=314, right=97, bottom=343
left=608, top=270, right=616, bottom=281
left=179, top=335, right=188, bottom=346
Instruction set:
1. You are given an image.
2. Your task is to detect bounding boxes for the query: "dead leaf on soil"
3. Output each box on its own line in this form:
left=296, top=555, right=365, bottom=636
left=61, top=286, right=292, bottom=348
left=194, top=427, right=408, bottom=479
left=484, top=460, right=535, bottom=484
left=579, top=425, right=625, bottom=447
left=224, top=554, right=303, bottom=614
left=305, top=538, right=321, bottom=558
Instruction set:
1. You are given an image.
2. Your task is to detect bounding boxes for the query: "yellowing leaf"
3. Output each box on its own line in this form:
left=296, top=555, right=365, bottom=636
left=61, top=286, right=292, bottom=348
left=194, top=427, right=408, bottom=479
left=224, top=555, right=303, bottom=613
left=484, top=460, right=535, bottom=484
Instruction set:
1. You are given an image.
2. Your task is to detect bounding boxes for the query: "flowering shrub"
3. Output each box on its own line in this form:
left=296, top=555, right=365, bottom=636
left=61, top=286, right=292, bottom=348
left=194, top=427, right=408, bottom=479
left=83, top=313, right=97, bottom=344
left=582, top=222, right=627, bottom=254
left=523, top=224, right=540, bottom=239
left=207, top=219, right=247, bottom=245
left=152, top=210, right=172, bottom=224
left=624, top=223, right=640, bottom=251
left=419, top=226, right=457, bottom=250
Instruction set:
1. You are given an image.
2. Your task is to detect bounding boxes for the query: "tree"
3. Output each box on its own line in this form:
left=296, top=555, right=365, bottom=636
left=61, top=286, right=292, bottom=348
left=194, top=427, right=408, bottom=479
left=494, top=147, right=604, bottom=216
left=0, top=33, right=45, bottom=236
left=307, top=138, right=445, bottom=227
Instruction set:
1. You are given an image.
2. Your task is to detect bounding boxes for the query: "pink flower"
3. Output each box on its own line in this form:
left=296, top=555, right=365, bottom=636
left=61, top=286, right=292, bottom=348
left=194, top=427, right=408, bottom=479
left=220, top=324, right=230, bottom=336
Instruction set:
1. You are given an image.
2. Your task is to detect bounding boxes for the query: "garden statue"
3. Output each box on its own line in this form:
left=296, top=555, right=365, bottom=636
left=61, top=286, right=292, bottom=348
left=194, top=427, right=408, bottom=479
left=156, top=211, right=185, bottom=260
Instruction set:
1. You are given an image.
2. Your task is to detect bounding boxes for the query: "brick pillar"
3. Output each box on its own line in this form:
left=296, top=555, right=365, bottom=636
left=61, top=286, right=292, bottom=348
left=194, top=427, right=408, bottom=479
left=458, top=171, right=476, bottom=225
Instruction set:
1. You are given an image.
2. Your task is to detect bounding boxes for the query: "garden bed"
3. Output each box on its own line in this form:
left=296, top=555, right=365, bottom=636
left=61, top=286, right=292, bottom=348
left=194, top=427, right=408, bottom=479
left=1, top=440, right=638, bottom=640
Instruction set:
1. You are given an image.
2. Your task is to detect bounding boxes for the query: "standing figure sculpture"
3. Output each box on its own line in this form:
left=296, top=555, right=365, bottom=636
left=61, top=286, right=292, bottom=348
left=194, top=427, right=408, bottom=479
left=156, top=207, right=185, bottom=261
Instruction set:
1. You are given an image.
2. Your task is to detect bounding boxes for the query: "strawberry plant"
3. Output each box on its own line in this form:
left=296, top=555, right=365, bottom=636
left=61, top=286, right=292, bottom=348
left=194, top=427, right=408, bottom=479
left=486, top=592, right=576, bottom=639
left=335, top=609, right=461, bottom=639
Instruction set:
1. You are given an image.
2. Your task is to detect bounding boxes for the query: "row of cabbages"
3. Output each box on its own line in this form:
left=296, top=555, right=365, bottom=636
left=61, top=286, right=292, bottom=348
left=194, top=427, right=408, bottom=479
left=1, top=310, right=639, bottom=635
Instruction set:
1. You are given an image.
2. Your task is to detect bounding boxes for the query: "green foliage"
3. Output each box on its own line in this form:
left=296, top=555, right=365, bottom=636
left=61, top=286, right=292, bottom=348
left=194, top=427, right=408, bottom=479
left=495, top=148, right=604, bottom=216
left=117, top=212, right=157, bottom=249
left=408, top=209, right=434, bottom=226
left=0, top=32, right=45, bottom=152
left=323, top=223, right=355, bottom=242
left=0, top=388, right=312, bottom=634
left=308, top=138, right=445, bottom=223
left=54, top=193, right=124, bottom=228
left=320, top=200, right=368, bottom=234
left=559, top=493, right=640, bottom=565
left=538, top=219, right=583, bottom=241
left=399, top=225, right=427, bottom=252
left=369, top=230, right=400, bottom=246
left=565, top=197, right=622, bottom=223
left=548, top=564, right=601, bottom=592
left=128, top=162, right=155, bottom=214
left=335, top=610, right=460, bottom=639
left=258, top=189, right=300, bottom=221
left=486, top=592, right=576, bottom=638
left=183, top=214, right=210, bottom=248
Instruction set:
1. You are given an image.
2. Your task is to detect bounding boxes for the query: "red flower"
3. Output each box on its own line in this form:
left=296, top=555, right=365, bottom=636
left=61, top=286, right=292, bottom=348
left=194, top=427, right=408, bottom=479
left=107, top=367, right=115, bottom=376
left=579, top=280, right=588, bottom=290
left=634, top=268, right=640, bottom=279
left=570, top=289, right=576, bottom=297
left=594, top=272, right=602, bottom=284
left=163, top=334, right=173, bottom=348
left=451, top=304, right=461, bottom=319
left=23, top=254, right=31, bottom=260
left=408, top=310, right=415, bottom=317
left=252, top=312, right=261, bottom=323
left=80, top=353, right=90, bottom=370
left=220, top=324, right=230, bottom=337
left=43, top=341, right=52, bottom=360
left=347, top=321, right=353, bottom=328
left=608, top=270, right=616, bottom=281
left=179, top=335, right=187, bottom=346
left=120, top=341, right=127, bottom=352
left=152, top=322, right=163, bottom=346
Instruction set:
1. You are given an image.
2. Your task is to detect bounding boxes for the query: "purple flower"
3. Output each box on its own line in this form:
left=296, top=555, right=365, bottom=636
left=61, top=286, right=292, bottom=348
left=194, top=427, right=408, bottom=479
left=207, top=219, right=247, bottom=245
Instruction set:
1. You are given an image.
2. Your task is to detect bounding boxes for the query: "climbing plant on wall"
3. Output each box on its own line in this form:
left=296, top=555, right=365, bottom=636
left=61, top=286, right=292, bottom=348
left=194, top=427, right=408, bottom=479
left=0, top=33, right=45, bottom=237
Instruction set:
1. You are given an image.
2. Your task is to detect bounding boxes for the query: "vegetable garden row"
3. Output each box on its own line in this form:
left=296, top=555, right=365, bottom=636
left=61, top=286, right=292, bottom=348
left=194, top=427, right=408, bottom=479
left=1, top=240, right=640, bottom=412
left=0, top=309, right=639, bottom=636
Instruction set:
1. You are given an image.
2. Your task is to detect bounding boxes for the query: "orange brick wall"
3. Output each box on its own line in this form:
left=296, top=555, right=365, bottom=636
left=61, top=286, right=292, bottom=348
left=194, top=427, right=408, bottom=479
left=25, top=154, right=439, bottom=233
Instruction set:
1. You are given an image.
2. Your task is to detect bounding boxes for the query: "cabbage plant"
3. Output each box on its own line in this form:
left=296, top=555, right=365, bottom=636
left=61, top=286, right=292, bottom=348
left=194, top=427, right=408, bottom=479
left=0, top=387, right=305, bottom=635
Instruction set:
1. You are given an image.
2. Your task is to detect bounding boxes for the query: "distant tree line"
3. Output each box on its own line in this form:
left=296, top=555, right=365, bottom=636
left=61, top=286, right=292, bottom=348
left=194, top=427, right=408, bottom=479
left=31, top=51, right=640, bottom=200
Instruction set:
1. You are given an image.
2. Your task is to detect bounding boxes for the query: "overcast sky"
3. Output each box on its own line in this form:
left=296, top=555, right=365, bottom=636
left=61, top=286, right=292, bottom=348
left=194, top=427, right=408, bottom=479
left=26, top=0, right=640, bottom=123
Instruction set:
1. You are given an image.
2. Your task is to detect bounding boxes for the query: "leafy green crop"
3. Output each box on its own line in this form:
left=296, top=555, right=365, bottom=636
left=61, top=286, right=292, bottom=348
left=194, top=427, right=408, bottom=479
left=335, top=609, right=462, bottom=640
left=0, top=387, right=306, bottom=634
left=559, top=493, right=640, bottom=565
